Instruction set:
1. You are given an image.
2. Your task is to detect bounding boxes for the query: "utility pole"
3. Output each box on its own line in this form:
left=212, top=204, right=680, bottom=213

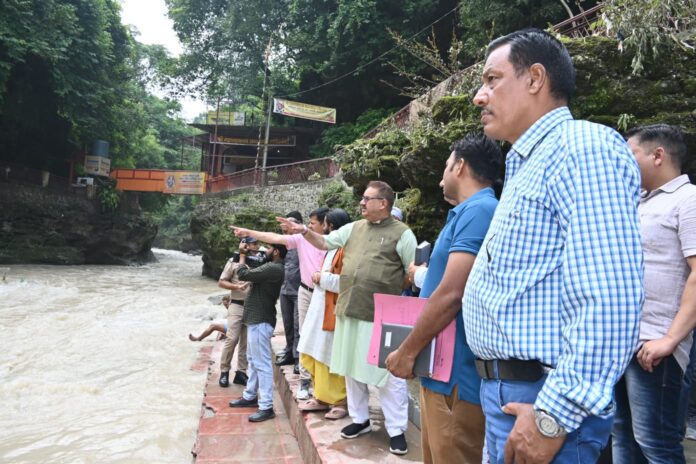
left=261, top=94, right=273, bottom=172
left=212, top=97, right=221, bottom=177
left=255, top=36, right=273, bottom=186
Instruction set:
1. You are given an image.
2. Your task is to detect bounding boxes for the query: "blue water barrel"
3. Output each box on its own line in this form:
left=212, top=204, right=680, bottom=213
left=91, top=140, right=110, bottom=157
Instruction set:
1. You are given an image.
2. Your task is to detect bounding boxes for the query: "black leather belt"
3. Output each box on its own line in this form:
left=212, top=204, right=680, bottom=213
left=475, top=359, right=550, bottom=382
left=299, top=282, right=314, bottom=292
left=229, top=299, right=245, bottom=306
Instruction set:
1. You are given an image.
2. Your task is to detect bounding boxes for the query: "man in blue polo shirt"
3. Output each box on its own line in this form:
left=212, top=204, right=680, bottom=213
left=386, top=133, right=501, bottom=463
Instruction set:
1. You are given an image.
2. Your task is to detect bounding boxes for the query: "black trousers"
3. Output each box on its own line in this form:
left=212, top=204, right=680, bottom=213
left=279, top=293, right=298, bottom=358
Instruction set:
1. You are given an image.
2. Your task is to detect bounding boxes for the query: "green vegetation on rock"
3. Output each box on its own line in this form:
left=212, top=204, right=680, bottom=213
left=191, top=199, right=280, bottom=278
left=318, top=181, right=358, bottom=218
left=337, top=35, right=696, bottom=243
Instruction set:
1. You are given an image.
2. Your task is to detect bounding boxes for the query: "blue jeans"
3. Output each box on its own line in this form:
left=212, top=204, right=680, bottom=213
left=481, top=377, right=611, bottom=463
left=242, top=322, right=274, bottom=410
left=678, top=330, right=696, bottom=438
left=612, top=354, right=685, bottom=463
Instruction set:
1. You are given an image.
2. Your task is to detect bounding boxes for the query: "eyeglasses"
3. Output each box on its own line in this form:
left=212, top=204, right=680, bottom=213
left=361, top=195, right=384, bottom=203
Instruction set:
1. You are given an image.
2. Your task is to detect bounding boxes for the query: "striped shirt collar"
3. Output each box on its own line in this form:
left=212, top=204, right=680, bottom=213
left=642, top=174, right=691, bottom=199
left=510, top=106, right=573, bottom=159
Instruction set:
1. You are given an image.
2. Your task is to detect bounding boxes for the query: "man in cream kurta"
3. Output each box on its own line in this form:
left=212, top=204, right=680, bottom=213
left=277, top=180, right=416, bottom=456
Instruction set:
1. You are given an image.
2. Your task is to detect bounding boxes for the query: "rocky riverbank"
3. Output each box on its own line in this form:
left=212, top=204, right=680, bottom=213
left=0, top=182, right=157, bottom=265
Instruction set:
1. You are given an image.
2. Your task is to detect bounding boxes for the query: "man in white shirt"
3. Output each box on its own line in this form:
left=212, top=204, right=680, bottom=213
left=613, top=124, right=696, bottom=463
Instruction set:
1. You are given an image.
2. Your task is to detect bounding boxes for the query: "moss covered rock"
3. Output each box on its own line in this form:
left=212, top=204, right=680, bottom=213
left=317, top=180, right=359, bottom=217
left=191, top=198, right=279, bottom=278
left=339, top=127, right=411, bottom=194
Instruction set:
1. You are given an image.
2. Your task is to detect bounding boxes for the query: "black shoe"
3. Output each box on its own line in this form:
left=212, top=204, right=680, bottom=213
left=389, top=433, right=408, bottom=455
left=229, top=397, right=258, bottom=408
left=275, top=353, right=295, bottom=366
left=249, top=408, right=275, bottom=422
left=340, top=420, right=372, bottom=439
left=233, top=370, right=248, bottom=386
left=293, top=363, right=300, bottom=375
left=218, top=372, right=229, bottom=388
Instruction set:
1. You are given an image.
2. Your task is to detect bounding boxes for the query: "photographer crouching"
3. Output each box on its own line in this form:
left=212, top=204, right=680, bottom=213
left=228, top=237, right=287, bottom=423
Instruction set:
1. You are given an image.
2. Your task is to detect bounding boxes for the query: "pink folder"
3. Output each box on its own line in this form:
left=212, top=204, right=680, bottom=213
left=368, top=293, right=456, bottom=382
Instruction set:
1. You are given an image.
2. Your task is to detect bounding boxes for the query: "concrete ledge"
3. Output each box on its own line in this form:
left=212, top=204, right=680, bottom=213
left=272, top=336, right=424, bottom=463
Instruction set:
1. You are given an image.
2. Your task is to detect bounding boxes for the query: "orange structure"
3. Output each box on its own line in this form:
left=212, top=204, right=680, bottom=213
left=111, top=169, right=168, bottom=192
left=110, top=169, right=207, bottom=194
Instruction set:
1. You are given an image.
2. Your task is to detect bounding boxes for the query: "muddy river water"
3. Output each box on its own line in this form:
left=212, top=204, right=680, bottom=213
left=0, top=250, right=224, bottom=463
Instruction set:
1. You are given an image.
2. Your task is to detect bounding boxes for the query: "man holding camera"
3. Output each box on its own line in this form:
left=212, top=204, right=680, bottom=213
left=216, top=237, right=260, bottom=388
left=230, top=207, right=329, bottom=400
left=229, top=240, right=287, bottom=423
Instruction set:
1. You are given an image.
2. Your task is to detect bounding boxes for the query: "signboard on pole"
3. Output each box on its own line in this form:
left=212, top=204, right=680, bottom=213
left=232, top=112, right=245, bottom=126
left=211, top=135, right=296, bottom=146
left=163, top=171, right=207, bottom=194
left=206, top=111, right=246, bottom=126
left=273, top=98, right=336, bottom=124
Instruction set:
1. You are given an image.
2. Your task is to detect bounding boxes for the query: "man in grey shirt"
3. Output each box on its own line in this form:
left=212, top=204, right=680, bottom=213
left=277, top=211, right=302, bottom=368
left=613, top=124, right=696, bottom=463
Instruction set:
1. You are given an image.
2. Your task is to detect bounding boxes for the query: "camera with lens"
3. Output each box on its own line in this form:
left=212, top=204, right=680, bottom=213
left=230, top=249, right=268, bottom=268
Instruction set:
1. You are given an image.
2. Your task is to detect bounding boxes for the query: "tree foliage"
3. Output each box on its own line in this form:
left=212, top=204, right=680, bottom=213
left=0, top=0, right=197, bottom=175
left=600, top=0, right=696, bottom=74
left=309, top=107, right=396, bottom=158
left=166, top=0, right=464, bottom=123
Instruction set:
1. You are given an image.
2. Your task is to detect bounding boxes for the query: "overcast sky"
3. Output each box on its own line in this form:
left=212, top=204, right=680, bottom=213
left=119, top=0, right=207, bottom=121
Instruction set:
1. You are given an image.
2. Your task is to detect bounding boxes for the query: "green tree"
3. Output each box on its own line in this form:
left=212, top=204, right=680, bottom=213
left=0, top=0, right=135, bottom=172
left=0, top=1, right=200, bottom=175
left=309, top=107, right=395, bottom=157
left=600, top=0, right=696, bottom=74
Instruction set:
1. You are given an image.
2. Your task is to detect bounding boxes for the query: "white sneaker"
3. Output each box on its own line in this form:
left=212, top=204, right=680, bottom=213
left=297, top=379, right=311, bottom=400
left=686, top=427, right=696, bottom=441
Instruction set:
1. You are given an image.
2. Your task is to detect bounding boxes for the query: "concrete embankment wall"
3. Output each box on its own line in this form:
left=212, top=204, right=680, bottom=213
left=206, top=176, right=346, bottom=219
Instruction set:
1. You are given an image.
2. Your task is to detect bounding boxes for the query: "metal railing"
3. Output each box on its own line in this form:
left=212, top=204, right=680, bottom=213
left=206, top=157, right=340, bottom=193
left=553, top=4, right=603, bottom=38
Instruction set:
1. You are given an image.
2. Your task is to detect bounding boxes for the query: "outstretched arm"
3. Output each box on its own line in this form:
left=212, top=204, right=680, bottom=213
left=275, top=216, right=328, bottom=250
left=229, top=225, right=287, bottom=246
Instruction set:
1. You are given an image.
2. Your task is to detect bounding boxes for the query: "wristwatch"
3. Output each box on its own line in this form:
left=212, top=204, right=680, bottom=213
left=301, top=224, right=309, bottom=235
left=534, top=409, right=568, bottom=438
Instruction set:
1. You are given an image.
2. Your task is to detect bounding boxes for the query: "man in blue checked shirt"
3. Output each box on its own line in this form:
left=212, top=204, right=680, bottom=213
left=463, top=28, right=644, bottom=464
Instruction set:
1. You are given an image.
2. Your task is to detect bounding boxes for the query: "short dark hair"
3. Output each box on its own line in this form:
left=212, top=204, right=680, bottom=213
left=487, top=28, right=575, bottom=103
left=270, top=243, right=288, bottom=259
left=325, top=208, right=351, bottom=231
left=626, top=124, right=688, bottom=169
left=309, top=207, right=330, bottom=223
left=366, top=180, right=395, bottom=208
left=285, top=210, right=303, bottom=224
left=450, top=133, right=503, bottom=185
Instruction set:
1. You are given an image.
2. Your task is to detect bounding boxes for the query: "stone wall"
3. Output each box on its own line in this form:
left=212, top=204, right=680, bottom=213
left=207, top=176, right=345, bottom=220
left=191, top=175, right=352, bottom=278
